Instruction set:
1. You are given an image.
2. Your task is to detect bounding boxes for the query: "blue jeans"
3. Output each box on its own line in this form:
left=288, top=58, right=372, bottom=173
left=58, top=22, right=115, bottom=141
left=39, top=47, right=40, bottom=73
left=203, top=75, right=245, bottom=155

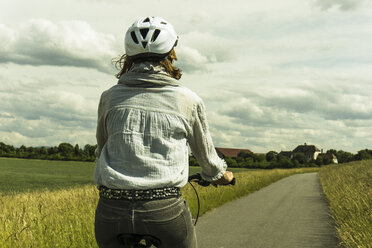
left=95, top=196, right=197, bottom=248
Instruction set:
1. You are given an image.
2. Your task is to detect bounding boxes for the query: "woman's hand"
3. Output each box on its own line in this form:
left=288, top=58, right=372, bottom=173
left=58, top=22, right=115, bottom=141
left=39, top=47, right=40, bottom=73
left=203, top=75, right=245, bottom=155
left=211, top=171, right=234, bottom=186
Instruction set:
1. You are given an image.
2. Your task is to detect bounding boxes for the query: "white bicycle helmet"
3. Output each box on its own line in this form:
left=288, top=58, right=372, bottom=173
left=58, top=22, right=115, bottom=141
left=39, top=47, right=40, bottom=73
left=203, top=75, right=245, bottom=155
left=125, top=16, right=178, bottom=60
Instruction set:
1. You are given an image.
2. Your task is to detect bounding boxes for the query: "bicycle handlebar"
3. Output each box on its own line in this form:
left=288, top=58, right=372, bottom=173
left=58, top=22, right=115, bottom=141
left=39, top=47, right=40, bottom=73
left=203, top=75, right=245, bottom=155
left=188, top=173, right=236, bottom=187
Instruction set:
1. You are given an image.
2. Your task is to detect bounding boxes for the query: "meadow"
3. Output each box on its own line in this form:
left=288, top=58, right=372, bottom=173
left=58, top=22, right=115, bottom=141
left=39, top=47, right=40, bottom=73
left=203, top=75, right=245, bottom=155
left=0, top=158, right=95, bottom=194
left=318, top=160, right=372, bottom=248
left=0, top=157, right=318, bottom=247
left=0, top=157, right=249, bottom=194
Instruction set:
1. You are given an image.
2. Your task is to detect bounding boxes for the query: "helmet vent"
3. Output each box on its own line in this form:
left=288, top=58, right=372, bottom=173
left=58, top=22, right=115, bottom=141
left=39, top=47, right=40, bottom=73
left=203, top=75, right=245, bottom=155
left=140, top=28, right=149, bottom=39
left=143, top=17, right=150, bottom=23
left=151, top=29, right=161, bottom=42
left=160, top=21, right=167, bottom=25
left=131, top=31, right=139, bottom=44
left=141, top=41, right=148, bottom=48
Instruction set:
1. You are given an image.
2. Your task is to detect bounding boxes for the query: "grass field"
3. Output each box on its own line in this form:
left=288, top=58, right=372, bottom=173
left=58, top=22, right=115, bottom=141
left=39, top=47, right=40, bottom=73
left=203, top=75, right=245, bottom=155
left=318, top=160, right=372, bottom=248
left=0, top=157, right=95, bottom=194
left=0, top=157, right=318, bottom=247
left=0, top=157, right=249, bottom=194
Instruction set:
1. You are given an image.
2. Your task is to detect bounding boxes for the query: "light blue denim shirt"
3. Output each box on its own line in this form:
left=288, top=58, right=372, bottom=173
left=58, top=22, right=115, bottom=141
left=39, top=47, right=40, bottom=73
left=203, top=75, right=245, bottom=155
left=94, top=62, right=227, bottom=189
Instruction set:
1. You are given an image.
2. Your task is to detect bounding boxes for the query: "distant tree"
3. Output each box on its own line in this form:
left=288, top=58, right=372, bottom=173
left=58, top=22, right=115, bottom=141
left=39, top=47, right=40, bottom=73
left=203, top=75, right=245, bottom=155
left=266, top=151, right=278, bottom=162
left=355, top=149, right=372, bottom=160
left=84, top=144, right=97, bottom=158
left=315, top=156, right=324, bottom=166
left=292, top=153, right=306, bottom=164
left=74, top=144, right=83, bottom=157
left=225, top=156, right=237, bottom=167
left=292, top=159, right=301, bottom=168
left=2, top=140, right=366, bottom=166
left=51, top=153, right=63, bottom=160
left=306, top=158, right=316, bottom=167
left=276, top=154, right=292, bottom=168
left=189, top=155, right=199, bottom=166
left=26, top=146, right=34, bottom=153
left=0, top=141, right=102, bottom=162
left=39, top=146, right=48, bottom=155
left=19, top=145, right=26, bottom=152
left=254, top=154, right=266, bottom=163
left=58, top=143, right=74, bottom=157
left=0, top=144, right=12, bottom=156
left=245, top=157, right=255, bottom=168
left=326, top=149, right=337, bottom=156
left=48, top=146, right=59, bottom=155
left=335, top=150, right=354, bottom=163
left=307, top=161, right=317, bottom=168
left=237, top=151, right=250, bottom=159
left=236, top=155, right=244, bottom=164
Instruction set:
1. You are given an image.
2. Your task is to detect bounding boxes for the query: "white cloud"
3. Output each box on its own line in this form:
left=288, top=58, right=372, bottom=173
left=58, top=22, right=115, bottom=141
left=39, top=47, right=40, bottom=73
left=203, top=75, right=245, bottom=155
left=175, top=46, right=209, bottom=72
left=312, top=0, right=372, bottom=11
left=201, top=75, right=372, bottom=153
left=180, top=31, right=240, bottom=62
left=0, top=19, right=118, bottom=73
left=1, top=85, right=96, bottom=127
left=183, top=60, right=372, bottom=154
left=1, top=0, right=372, bottom=154
left=174, top=31, right=243, bottom=73
left=0, top=63, right=115, bottom=147
left=0, top=24, right=16, bottom=50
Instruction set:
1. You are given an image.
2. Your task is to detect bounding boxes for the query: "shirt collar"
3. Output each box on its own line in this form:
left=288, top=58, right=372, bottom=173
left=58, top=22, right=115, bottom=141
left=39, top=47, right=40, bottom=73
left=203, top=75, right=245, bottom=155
left=118, top=62, right=180, bottom=87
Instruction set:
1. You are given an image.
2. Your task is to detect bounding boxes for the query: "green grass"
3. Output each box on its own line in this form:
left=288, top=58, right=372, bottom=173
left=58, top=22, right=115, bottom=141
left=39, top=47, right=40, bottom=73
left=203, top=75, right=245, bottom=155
left=0, top=157, right=249, bottom=194
left=318, top=160, right=372, bottom=248
left=0, top=158, right=318, bottom=248
left=4, top=157, right=371, bottom=248
left=0, top=157, right=96, bottom=194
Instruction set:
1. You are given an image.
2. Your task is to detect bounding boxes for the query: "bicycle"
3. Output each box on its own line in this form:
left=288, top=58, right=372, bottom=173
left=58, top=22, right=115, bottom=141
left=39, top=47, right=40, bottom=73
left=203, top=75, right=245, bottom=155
left=117, top=173, right=236, bottom=247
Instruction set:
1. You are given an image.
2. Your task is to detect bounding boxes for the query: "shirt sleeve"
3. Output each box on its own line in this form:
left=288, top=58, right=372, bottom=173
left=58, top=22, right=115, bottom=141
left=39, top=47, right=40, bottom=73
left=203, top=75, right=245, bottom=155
left=95, top=92, right=108, bottom=158
left=187, top=99, right=227, bottom=181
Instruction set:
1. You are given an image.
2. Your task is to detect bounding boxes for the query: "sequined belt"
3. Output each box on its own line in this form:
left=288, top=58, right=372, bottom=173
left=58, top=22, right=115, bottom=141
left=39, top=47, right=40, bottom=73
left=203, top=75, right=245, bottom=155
left=98, top=185, right=181, bottom=201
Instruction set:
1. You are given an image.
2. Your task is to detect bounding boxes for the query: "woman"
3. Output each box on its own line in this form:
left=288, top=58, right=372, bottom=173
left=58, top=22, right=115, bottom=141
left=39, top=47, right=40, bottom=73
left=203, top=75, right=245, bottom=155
left=94, top=16, right=234, bottom=248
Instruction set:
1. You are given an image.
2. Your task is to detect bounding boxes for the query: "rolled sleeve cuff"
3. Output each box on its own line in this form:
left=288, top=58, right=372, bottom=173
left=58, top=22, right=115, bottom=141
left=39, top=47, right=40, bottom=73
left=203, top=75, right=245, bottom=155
left=200, top=160, right=227, bottom=182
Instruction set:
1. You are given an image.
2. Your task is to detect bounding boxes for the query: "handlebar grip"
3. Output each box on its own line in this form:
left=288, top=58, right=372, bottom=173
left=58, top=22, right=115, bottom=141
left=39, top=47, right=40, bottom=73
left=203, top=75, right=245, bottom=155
left=188, top=173, right=236, bottom=186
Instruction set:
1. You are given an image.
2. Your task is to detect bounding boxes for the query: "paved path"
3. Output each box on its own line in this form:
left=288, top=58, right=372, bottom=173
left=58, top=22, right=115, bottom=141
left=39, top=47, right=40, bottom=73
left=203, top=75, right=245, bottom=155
left=196, top=173, right=339, bottom=248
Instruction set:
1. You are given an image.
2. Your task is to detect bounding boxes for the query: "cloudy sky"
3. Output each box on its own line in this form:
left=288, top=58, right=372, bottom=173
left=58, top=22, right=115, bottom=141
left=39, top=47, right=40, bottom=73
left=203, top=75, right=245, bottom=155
left=1, top=0, right=371, bottom=153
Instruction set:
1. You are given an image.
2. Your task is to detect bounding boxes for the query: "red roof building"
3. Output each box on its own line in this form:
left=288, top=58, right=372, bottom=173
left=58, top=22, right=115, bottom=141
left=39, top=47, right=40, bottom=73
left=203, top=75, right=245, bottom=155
left=215, top=147, right=252, bottom=158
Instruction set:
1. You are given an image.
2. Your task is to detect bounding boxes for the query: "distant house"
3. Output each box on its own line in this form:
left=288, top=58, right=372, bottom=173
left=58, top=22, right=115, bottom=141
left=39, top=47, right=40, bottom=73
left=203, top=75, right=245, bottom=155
left=279, top=151, right=293, bottom=159
left=292, top=143, right=321, bottom=161
left=317, top=153, right=338, bottom=164
left=279, top=143, right=338, bottom=164
left=279, top=143, right=325, bottom=161
left=215, top=147, right=252, bottom=159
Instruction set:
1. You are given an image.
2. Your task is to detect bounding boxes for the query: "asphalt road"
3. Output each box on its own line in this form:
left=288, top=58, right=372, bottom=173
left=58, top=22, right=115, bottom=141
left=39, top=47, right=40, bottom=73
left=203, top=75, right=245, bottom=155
left=196, top=173, right=340, bottom=248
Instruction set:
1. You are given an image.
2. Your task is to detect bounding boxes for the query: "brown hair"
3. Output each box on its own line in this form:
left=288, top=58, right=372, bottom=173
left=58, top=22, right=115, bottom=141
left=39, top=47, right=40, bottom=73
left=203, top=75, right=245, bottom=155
left=113, top=49, right=182, bottom=80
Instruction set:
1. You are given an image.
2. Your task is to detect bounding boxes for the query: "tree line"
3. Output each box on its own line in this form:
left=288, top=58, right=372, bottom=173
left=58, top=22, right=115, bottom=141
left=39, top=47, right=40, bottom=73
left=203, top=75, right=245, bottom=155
left=0, top=142, right=97, bottom=162
left=190, top=149, right=372, bottom=169
left=1, top=141, right=371, bottom=168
